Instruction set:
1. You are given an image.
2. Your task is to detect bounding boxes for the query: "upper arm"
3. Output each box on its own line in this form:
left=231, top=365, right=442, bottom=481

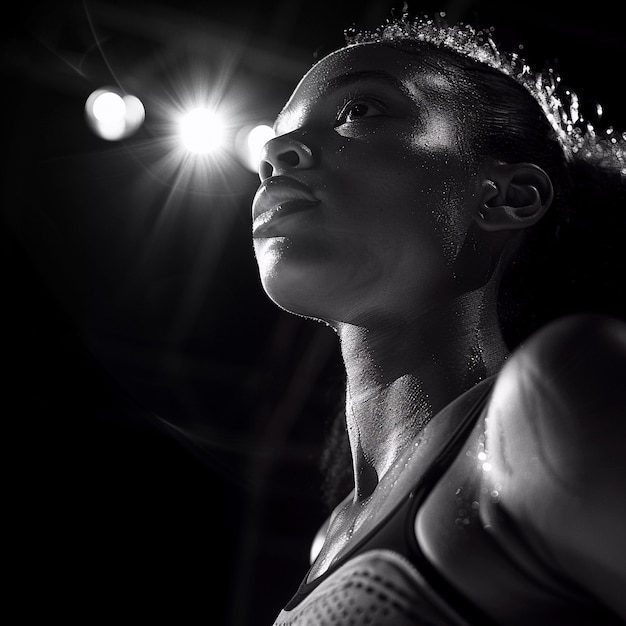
left=484, top=313, right=626, bottom=616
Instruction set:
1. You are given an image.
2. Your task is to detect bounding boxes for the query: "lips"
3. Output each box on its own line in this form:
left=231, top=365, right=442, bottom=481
left=252, top=176, right=319, bottom=236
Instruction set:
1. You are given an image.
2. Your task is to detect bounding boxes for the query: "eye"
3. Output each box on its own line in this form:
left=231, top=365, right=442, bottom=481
left=336, top=99, right=384, bottom=126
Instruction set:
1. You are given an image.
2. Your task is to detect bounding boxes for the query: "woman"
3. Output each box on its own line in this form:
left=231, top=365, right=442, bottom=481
left=251, top=13, right=626, bottom=625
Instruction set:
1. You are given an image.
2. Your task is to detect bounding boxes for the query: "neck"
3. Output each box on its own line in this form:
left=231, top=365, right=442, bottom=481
left=336, top=285, right=508, bottom=500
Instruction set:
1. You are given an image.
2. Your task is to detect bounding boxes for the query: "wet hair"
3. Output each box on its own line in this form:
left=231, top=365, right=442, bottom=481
left=319, top=14, right=626, bottom=511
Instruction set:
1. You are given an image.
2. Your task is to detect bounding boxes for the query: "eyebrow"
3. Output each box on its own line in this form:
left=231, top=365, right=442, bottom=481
left=274, top=70, right=414, bottom=132
left=324, top=69, right=412, bottom=95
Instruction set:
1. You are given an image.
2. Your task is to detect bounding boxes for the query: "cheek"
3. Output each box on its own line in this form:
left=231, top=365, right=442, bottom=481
left=410, top=109, right=460, bottom=153
left=330, top=115, right=467, bottom=193
left=326, top=132, right=472, bottom=260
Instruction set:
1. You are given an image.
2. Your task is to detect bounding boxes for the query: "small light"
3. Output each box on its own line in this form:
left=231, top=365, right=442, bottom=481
left=179, top=108, right=225, bottom=154
left=92, top=91, right=125, bottom=123
left=235, top=123, right=275, bottom=172
left=85, top=87, right=145, bottom=141
left=247, top=124, right=275, bottom=165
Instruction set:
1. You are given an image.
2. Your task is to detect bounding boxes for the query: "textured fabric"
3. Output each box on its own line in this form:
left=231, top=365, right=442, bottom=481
left=272, top=549, right=471, bottom=626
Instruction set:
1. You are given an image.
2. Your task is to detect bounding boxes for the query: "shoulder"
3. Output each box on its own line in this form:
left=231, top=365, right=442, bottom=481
left=488, top=312, right=626, bottom=470
left=511, top=312, right=626, bottom=395
left=484, top=313, right=626, bottom=614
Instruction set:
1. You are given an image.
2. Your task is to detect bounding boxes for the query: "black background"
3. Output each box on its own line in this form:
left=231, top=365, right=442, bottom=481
left=3, top=1, right=625, bottom=623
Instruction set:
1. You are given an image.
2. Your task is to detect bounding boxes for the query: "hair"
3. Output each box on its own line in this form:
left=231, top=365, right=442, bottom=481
left=319, top=14, right=626, bottom=511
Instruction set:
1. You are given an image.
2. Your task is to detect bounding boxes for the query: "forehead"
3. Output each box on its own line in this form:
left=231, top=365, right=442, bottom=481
left=275, top=43, right=457, bottom=132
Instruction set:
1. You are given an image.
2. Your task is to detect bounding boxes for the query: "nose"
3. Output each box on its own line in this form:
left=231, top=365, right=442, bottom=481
left=258, top=134, right=314, bottom=182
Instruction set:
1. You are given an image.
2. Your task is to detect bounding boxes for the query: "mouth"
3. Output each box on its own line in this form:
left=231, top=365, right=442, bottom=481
left=252, top=176, right=319, bottom=237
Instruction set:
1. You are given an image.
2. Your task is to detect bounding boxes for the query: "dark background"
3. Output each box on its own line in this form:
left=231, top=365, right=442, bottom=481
left=3, top=1, right=624, bottom=623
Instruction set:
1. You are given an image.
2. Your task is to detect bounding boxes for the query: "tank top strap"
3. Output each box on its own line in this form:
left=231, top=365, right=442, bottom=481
left=285, top=377, right=496, bottom=616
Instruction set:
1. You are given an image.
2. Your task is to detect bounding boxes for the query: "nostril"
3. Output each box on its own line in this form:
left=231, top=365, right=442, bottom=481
left=259, top=143, right=308, bottom=181
left=259, top=161, right=273, bottom=181
left=278, top=150, right=300, bottom=167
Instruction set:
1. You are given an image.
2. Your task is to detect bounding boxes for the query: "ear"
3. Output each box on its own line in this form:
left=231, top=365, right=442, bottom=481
left=475, top=162, right=554, bottom=232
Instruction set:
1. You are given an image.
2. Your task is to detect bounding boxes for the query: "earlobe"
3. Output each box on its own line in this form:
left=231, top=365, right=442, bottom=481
left=475, top=163, right=554, bottom=232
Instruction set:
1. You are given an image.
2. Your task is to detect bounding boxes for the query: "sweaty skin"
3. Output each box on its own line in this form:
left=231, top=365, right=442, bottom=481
left=255, top=44, right=481, bottom=326
left=254, top=43, right=513, bottom=504
left=254, top=43, right=626, bottom=625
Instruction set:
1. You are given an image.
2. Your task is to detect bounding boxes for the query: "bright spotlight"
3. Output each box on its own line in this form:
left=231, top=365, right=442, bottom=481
left=85, top=87, right=145, bottom=141
left=235, top=124, right=275, bottom=172
left=179, top=108, right=225, bottom=154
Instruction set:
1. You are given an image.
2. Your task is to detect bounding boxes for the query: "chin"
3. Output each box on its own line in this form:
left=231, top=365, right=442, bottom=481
left=256, top=246, right=336, bottom=315
left=255, top=238, right=392, bottom=325
left=262, top=275, right=333, bottom=321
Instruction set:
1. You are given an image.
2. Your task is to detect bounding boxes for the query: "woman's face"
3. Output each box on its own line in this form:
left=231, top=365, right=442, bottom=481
left=252, top=43, right=484, bottom=326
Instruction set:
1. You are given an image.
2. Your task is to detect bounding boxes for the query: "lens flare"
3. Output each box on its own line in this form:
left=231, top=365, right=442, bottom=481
left=85, top=87, right=145, bottom=141
left=98, top=53, right=276, bottom=194
left=179, top=108, right=226, bottom=154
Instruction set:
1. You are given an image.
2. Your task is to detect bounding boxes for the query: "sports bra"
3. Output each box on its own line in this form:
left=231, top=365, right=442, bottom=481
left=272, top=379, right=497, bottom=626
